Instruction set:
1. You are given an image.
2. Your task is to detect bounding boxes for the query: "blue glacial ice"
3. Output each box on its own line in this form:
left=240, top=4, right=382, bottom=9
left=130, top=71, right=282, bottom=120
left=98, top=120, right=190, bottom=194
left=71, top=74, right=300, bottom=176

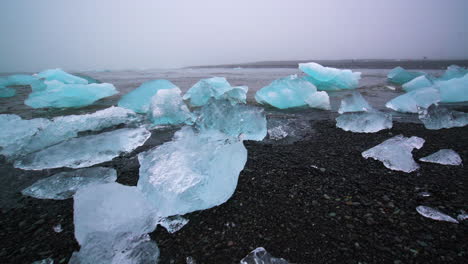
left=299, top=62, right=361, bottom=90
left=385, top=87, right=440, bottom=113
left=387, top=66, right=425, bottom=85
left=0, top=74, right=47, bottom=92
left=304, top=91, right=331, bottom=110
left=0, top=86, right=16, bottom=97
left=25, top=80, right=118, bottom=109
left=402, top=75, right=433, bottom=92
left=36, top=68, right=88, bottom=84
left=336, top=112, right=392, bottom=133
left=240, top=247, right=288, bottom=264
left=195, top=100, right=267, bottom=141
left=418, top=104, right=468, bottom=130
left=118, top=80, right=178, bottom=113
left=149, top=87, right=194, bottom=125
left=435, top=73, right=468, bottom=103
left=438, top=65, right=468, bottom=81
left=338, top=91, right=373, bottom=114
left=183, top=77, right=248, bottom=107
left=21, top=167, right=117, bottom=200
left=218, top=85, right=248, bottom=105
left=137, top=127, right=247, bottom=217
left=14, top=127, right=151, bottom=170
left=362, top=135, right=425, bottom=173
left=419, top=149, right=462, bottom=166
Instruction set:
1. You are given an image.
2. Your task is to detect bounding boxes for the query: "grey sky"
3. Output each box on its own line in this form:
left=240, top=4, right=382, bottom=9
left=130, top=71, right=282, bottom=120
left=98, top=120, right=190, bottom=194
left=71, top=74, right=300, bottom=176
left=1, top=0, right=467, bottom=72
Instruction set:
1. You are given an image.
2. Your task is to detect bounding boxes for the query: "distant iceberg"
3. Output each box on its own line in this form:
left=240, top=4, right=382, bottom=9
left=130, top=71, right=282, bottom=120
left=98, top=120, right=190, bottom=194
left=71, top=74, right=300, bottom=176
left=36, top=68, right=89, bottom=84
left=387, top=66, right=424, bottom=85
left=299, top=62, right=361, bottom=90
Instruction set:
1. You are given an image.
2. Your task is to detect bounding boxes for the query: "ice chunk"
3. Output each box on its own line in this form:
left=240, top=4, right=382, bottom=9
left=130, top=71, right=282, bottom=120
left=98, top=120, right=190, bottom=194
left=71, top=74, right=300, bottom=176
left=218, top=86, right=248, bottom=105
left=338, top=91, right=373, bottom=114
left=304, top=91, right=331, bottom=110
left=195, top=100, right=267, bottom=141
left=458, top=214, right=468, bottom=221
left=53, top=224, right=63, bottom=233
left=74, top=182, right=158, bottom=245
left=159, top=215, right=189, bottom=233
left=268, top=125, right=289, bottom=140
left=36, top=69, right=88, bottom=84
left=402, top=75, right=433, bottom=92
left=0, top=87, right=16, bottom=97
left=149, top=87, right=194, bottom=125
left=21, top=167, right=117, bottom=200
left=299, top=62, right=361, bottom=90
left=118, top=80, right=178, bottom=113
left=362, top=135, right=425, bottom=173
left=138, top=127, right=247, bottom=217
left=436, top=74, right=468, bottom=103
left=25, top=80, right=118, bottom=108
left=266, top=118, right=312, bottom=142
left=255, top=75, right=317, bottom=109
left=183, top=77, right=244, bottom=107
left=240, top=247, right=288, bottom=264
left=419, top=149, right=462, bottom=166
left=438, top=65, right=468, bottom=81
left=418, top=104, right=468, bottom=130
left=0, top=74, right=47, bottom=91
left=387, top=66, right=424, bottom=85
left=416, top=206, right=459, bottom=224
left=31, top=258, right=54, bottom=264
left=336, top=112, right=392, bottom=133
left=186, top=256, right=196, bottom=264
left=15, top=127, right=151, bottom=170
left=385, top=87, right=440, bottom=113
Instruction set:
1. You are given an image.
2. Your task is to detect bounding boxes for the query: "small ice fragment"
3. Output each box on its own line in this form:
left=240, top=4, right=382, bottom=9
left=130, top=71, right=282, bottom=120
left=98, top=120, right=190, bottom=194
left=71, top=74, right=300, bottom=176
left=299, top=62, right=361, bottom=90
left=338, top=91, right=373, bottom=114
left=385, top=85, right=396, bottom=91
left=53, top=224, right=63, bottom=233
left=417, top=191, right=432, bottom=198
left=0, top=87, right=16, bottom=97
left=416, top=206, right=459, bottom=224
left=387, top=67, right=424, bottom=85
left=304, top=91, right=331, bottom=110
left=419, top=149, right=462, bottom=166
left=240, top=247, right=288, bottom=264
left=186, top=256, right=196, bottom=264
left=21, top=167, right=117, bottom=200
left=149, top=87, right=194, bottom=125
left=36, top=69, right=88, bottom=84
left=385, top=87, right=440, bottom=113
left=418, top=104, right=468, bottom=130
left=268, top=125, right=289, bottom=140
left=457, top=214, right=468, bottom=221
left=336, top=111, right=392, bottom=133
left=362, top=135, right=425, bottom=173
left=31, top=258, right=54, bottom=264
left=159, top=215, right=189, bottom=233
left=183, top=77, right=245, bottom=107
left=402, top=75, right=433, bottom=92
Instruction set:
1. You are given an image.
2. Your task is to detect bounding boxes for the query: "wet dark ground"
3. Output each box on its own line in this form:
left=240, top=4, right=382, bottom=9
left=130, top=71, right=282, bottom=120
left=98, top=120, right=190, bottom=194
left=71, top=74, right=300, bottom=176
left=0, top=121, right=467, bottom=264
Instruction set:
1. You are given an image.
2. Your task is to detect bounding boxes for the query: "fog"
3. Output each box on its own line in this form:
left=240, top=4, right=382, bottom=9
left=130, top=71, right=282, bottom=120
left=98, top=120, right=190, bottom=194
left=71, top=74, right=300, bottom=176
left=0, top=0, right=467, bottom=72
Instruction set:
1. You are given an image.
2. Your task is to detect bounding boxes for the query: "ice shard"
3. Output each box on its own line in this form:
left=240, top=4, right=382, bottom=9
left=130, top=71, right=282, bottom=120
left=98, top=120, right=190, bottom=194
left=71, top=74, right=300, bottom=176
left=182, top=77, right=247, bottom=107
left=385, top=87, right=440, bottom=113
left=362, top=135, right=425, bottom=173
left=15, top=127, right=151, bottom=170
left=304, top=91, right=331, bottom=110
left=195, top=100, right=267, bottom=141
left=240, top=247, right=288, bottom=264
left=159, top=215, right=189, bottom=233
left=36, top=69, right=88, bottom=84
left=418, top=104, right=468, bottom=130
left=336, top=111, right=392, bottom=133
left=402, top=75, right=433, bottom=92
left=118, top=80, right=178, bottom=113
left=21, top=167, right=117, bottom=200
left=149, top=87, right=194, bottom=125
left=138, top=127, right=247, bottom=217
left=419, top=149, right=462, bottom=166
left=436, top=74, right=468, bottom=103
left=438, top=65, right=468, bottom=81
left=416, top=206, right=459, bottom=224
left=299, top=62, right=361, bottom=90
left=387, top=66, right=424, bottom=85
left=338, top=91, right=373, bottom=114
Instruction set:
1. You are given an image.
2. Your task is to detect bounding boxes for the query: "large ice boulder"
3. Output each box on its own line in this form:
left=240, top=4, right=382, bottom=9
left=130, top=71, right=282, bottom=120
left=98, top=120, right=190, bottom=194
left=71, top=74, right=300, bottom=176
left=336, top=112, right=392, bottom=133
left=118, top=80, right=178, bottom=113
left=402, top=75, right=433, bottom=92
left=138, top=127, right=247, bottom=217
left=338, top=91, right=373, bottom=114
left=435, top=73, right=468, bottom=103
left=438, top=65, right=468, bottom=81
left=149, top=87, right=194, bottom=125
left=36, top=68, right=88, bottom=84
left=387, top=66, right=424, bottom=85
left=418, top=104, right=468, bottom=130
left=385, top=87, right=440, bottom=113
left=299, top=62, right=361, bottom=90
left=183, top=77, right=248, bottom=107
left=362, top=135, right=425, bottom=173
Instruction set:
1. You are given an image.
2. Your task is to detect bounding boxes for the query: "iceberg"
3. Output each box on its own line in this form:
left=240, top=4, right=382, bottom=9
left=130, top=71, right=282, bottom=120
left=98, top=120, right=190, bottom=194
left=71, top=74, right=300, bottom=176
left=240, top=247, right=288, bottom=264
left=336, top=112, right=392, bottom=133
left=15, top=127, right=151, bottom=170
left=183, top=77, right=248, bottom=107
left=362, top=135, right=425, bottom=173
left=149, top=87, right=194, bottom=125
left=419, top=149, right=462, bottom=166
left=21, top=167, right=117, bottom=200
left=402, top=75, right=433, bottom=92
left=416, top=206, right=459, bottom=224
left=159, top=215, right=189, bottom=233
left=436, top=73, right=468, bottom=103
left=36, top=68, right=88, bottom=84
left=118, top=80, right=178, bottom=113
left=138, top=127, right=247, bottom=217
left=338, top=91, right=373, bottom=114
left=304, top=91, right=331, bottom=110
left=387, top=66, right=424, bottom=85
left=385, top=87, right=440, bottom=113
left=418, top=104, right=468, bottom=130
left=195, top=100, right=267, bottom=141
left=438, top=65, right=468, bottom=81
left=299, top=62, right=361, bottom=90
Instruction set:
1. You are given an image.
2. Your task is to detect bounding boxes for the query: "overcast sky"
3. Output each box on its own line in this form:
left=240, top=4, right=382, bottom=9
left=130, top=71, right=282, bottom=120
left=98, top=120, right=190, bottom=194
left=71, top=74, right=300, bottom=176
left=0, top=0, right=467, bottom=72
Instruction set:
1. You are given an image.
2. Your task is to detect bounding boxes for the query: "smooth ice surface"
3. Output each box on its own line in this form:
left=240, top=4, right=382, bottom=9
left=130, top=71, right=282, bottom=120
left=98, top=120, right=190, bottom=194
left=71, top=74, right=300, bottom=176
left=15, top=128, right=151, bottom=170
left=385, top=87, right=440, bottom=113
left=159, top=215, right=189, bottom=233
left=336, top=112, right=392, bottom=133
left=416, top=206, right=459, bottom=224
left=419, top=149, right=462, bottom=166
left=25, top=80, right=118, bottom=108
left=362, top=135, right=425, bottom=173
left=149, top=87, right=194, bottom=125
left=402, top=75, right=433, bottom=92
left=436, top=74, right=468, bottom=103
left=299, top=62, right=361, bottom=90
left=195, top=100, right=267, bottom=141
left=255, top=75, right=318, bottom=109
left=118, top=80, right=178, bottom=113
left=0, top=87, right=16, bottom=97
left=438, top=65, right=468, bottom=81
left=22, top=167, right=117, bottom=200
left=36, top=69, right=88, bottom=84
left=183, top=77, right=247, bottom=107
left=74, top=183, right=158, bottom=245
left=138, top=127, right=247, bottom=217
left=418, top=105, right=468, bottom=130
left=387, top=66, right=424, bottom=85
left=304, top=91, right=331, bottom=110
left=240, top=247, right=288, bottom=264
left=338, top=91, right=373, bottom=114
